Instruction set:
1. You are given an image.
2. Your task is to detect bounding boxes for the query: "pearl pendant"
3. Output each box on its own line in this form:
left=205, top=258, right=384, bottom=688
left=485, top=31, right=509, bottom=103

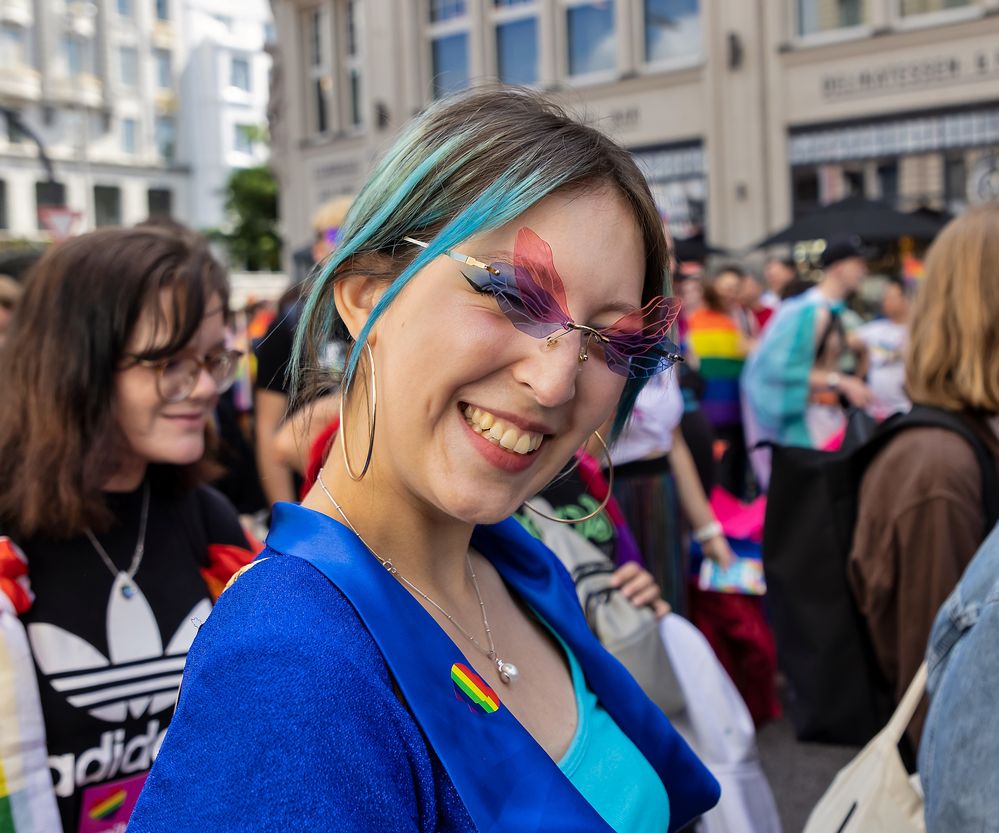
left=121, top=583, right=135, bottom=599
left=497, top=660, right=519, bottom=685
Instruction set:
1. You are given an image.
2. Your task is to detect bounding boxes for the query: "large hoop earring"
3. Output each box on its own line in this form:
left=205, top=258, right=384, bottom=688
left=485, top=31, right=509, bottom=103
left=523, top=431, right=614, bottom=525
left=339, top=341, right=377, bottom=481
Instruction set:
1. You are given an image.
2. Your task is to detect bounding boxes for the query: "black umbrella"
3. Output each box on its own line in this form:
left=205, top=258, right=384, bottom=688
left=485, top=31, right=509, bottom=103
left=908, top=205, right=953, bottom=231
left=673, top=231, right=728, bottom=263
left=754, top=196, right=943, bottom=248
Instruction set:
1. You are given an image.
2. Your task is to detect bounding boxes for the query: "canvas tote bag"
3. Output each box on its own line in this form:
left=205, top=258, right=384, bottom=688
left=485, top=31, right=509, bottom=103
left=802, top=662, right=927, bottom=833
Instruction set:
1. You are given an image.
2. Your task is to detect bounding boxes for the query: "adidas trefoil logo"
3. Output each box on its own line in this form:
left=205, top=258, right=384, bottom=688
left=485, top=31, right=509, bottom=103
left=27, top=575, right=211, bottom=722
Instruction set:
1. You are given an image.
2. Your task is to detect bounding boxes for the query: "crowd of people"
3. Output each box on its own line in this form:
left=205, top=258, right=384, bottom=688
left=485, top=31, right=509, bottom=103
left=0, top=86, right=997, bottom=833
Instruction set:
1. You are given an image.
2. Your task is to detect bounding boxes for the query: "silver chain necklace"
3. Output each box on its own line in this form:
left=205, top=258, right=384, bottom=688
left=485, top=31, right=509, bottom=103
left=84, top=481, right=150, bottom=600
left=317, top=470, right=520, bottom=685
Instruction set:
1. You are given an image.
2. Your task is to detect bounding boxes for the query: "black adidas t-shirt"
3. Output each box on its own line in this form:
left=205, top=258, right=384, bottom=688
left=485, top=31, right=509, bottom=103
left=13, top=482, right=252, bottom=832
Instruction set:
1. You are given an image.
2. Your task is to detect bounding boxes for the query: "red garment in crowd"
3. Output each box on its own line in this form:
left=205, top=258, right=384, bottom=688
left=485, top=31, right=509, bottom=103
left=303, top=416, right=341, bottom=497
left=750, top=305, right=773, bottom=332
left=688, top=586, right=782, bottom=728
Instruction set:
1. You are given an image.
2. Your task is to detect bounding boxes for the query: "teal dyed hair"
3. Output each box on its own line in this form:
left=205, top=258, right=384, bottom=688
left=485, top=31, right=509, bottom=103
left=292, top=88, right=672, bottom=440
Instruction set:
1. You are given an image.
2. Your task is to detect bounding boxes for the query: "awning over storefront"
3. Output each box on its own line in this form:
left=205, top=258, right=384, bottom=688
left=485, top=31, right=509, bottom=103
left=789, top=105, right=999, bottom=166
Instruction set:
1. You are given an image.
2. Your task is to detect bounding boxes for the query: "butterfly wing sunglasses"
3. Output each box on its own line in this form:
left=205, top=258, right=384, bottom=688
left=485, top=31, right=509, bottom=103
left=404, top=227, right=683, bottom=380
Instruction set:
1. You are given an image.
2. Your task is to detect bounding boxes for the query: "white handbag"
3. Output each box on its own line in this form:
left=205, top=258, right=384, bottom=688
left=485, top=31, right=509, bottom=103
left=659, top=615, right=783, bottom=833
left=802, top=663, right=927, bottom=833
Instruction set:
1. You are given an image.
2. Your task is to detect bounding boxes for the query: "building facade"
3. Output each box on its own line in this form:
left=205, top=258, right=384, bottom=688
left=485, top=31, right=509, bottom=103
left=0, top=0, right=272, bottom=244
left=181, top=0, right=272, bottom=231
left=267, top=0, right=999, bottom=262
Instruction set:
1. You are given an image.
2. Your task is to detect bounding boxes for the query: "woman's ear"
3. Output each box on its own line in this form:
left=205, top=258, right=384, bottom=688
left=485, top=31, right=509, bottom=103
left=333, top=274, right=385, bottom=344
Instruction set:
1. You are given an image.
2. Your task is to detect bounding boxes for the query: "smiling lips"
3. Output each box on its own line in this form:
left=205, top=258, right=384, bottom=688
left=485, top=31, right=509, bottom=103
left=462, top=405, right=545, bottom=455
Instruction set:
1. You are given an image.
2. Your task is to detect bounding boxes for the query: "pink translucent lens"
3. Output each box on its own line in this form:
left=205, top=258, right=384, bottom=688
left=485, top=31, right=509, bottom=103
left=470, top=228, right=682, bottom=379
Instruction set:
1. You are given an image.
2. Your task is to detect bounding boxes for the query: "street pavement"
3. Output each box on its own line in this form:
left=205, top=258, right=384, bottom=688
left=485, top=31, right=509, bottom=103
left=756, top=715, right=860, bottom=833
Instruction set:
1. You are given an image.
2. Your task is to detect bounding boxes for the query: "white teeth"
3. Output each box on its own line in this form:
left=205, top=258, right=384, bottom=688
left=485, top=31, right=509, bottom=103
left=462, top=405, right=544, bottom=456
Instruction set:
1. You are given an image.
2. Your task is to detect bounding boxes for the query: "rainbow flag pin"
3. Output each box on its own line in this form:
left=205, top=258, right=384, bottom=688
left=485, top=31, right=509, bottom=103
left=89, top=789, right=127, bottom=820
left=451, top=663, right=500, bottom=714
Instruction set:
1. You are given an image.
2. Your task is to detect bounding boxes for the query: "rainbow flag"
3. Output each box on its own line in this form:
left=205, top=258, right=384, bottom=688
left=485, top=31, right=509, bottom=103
left=0, top=593, right=63, bottom=833
left=450, top=663, right=500, bottom=714
left=687, top=309, right=746, bottom=428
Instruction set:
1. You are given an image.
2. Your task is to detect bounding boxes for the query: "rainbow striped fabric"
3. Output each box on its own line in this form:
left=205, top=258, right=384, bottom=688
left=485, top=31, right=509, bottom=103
left=88, top=790, right=126, bottom=822
left=687, top=309, right=747, bottom=428
left=450, top=663, right=500, bottom=714
left=1, top=559, right=63, bottom=833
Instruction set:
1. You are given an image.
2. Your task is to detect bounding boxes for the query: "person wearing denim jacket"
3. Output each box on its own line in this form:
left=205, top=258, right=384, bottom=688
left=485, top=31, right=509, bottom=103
left=920, top=520, right=999, bottom=832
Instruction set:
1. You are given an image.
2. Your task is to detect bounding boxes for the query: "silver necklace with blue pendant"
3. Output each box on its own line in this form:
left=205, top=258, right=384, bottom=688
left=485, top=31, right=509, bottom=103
left=85, top=481, right=150, bottom=601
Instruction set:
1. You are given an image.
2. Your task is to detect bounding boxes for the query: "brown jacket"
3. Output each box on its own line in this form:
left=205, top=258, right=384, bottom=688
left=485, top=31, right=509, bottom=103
left=848, top=412, right=999, bottom=745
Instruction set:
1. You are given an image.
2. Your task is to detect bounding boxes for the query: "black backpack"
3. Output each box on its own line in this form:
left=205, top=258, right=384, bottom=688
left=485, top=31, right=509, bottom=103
left=762, top=405, right=999, bottom=745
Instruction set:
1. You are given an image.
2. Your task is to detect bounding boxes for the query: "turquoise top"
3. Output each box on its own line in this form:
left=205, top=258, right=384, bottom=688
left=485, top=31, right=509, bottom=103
left=556, top=633, right=671, bottom=832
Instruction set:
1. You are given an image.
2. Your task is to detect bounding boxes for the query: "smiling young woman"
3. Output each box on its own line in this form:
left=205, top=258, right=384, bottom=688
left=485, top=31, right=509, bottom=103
left=129, top=89, right=719, bottom=833
left=0, top=227, right=259, bottom=833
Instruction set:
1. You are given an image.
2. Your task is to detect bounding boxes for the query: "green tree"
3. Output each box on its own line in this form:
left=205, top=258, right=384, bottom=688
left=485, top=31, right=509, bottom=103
left=210, top=165, right=282, bottom=271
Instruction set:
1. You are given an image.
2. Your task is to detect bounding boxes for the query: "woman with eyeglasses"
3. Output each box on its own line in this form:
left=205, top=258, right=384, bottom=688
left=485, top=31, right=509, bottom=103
left=130, top=89, right=718, bottom=833
left=0, top=227, right=259, bottom=833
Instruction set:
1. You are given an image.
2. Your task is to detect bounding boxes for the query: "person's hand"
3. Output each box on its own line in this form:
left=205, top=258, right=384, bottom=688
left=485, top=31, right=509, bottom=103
left=610, top=562, right=671, bottom=619
left=836, top=375, right=874, bottom=409
left=701, top=534, right=735, bottom=570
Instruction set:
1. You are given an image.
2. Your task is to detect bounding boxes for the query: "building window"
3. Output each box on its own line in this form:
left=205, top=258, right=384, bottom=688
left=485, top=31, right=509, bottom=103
left=231, top=56, right=251, bottom=91
left=309, top=8, right=323, bottom=66
left=644, top=0, right=701, bottom=63
left=899, top=0, right=971, bottom=14
left=877, top=162, right=899, bottom=205
left=428, top=0, right=470, bottom=99
left=119, top=46, right=138, bottom=87
left=495, top=0, right=534, bottom=6
left=94, top=185, right=122, bottom=227
left=5, top=110, right=24, bottom=143
left=234, top=123, right=255, bottom=154
left=305, top=8, right=331, bottom=135
left=347, top=0, right=358, bottom=55
left=431, top=33, right=469, bottom=97
left=797, top=0, right=866, bottom=36
left=64, top=35, right=89, bottom=76
left=312, top=79, right=329, bottom=133
left=155, top=115, right=175, bottom=160
left=1, top=24, right=27, bottom=70
left=792, top=168, right=820, bottom=218
left=344, top=0, right=364, bottom=127
left=154, top=48, right=171, bottom=88
left=148, top=187, right=172, bottom=218
left=430, top=0, right=466, bottom=22
left=155, top=0, right=170, bottom=22
left=496, top=17, right=537, bottom=84
left=0, top=180, right=7, bottom=230
left=121, top=117, right=137, bottom=153
left=348, top=68, right=362, bottom=127
left=566, top=1, right=616, bottom=77
left=35, top=180, right=67, bottom=228
left=117, top=0, right=131, bottom=17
